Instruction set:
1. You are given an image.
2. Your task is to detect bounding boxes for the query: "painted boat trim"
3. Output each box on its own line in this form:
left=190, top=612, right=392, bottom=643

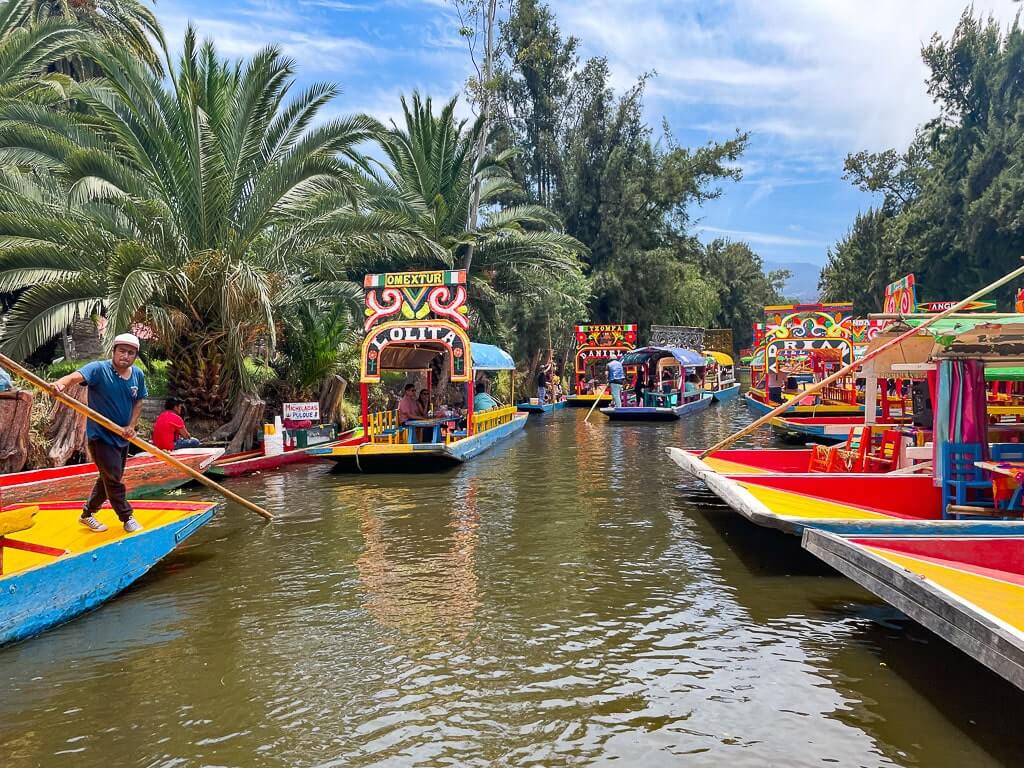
left=743, top=392, right=865, bottom=418
left=516, top=400, right=567, bottom=414
left=665, top=447, right=1024, bottom=536
left=600, top=394, right=713, bottom=421
left=208, top=436, right=351, bottom=477
left=0, top=502, right=219, bottom=645
left=708, top=382, right=742, bottom=401
left=565, top=394, right=611, bottom=407
left=802, top=529, right=1024, bottom=691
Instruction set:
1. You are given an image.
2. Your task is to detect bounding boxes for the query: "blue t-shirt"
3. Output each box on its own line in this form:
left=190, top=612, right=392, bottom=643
left=79, top=360, right=148, bottom=447
left=607, top=359, right=625, bottom=382
left=474, top=392, right=498, bottom=411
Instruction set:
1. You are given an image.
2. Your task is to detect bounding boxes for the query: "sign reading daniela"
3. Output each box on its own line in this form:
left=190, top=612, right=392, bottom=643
left=283, top=401, right=320, bottom=422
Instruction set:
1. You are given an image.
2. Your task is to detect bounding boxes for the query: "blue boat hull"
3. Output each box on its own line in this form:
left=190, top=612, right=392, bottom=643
left=0, top=507, right=215, bottom=646
left=516, top=400, right=567, bottom=415
left=709, top=383, right=741, bottom=401
left=601, top=394, right=713, bottom=421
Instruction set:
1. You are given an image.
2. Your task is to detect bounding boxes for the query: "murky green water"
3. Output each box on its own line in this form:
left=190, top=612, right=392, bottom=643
left=2, top=401, right=1023, bottom=767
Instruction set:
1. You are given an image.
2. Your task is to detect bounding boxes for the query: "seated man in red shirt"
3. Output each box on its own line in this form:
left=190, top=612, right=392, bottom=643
left=152, top=397, right=201, bottom=451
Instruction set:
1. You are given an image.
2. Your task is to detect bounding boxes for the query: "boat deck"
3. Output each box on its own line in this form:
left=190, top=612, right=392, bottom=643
left=803, top=530, right=1024, bottom=690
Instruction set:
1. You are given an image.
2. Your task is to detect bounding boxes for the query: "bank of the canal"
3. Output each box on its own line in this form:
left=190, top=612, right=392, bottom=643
left=2, top=400, right=1022, bottom=767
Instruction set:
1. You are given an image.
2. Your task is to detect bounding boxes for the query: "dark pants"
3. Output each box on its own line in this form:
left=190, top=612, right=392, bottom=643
left=84, top=439, right=133, bottom=522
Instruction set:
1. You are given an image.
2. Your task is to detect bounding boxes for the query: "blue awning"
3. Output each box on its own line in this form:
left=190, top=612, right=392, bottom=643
left=622, top=346, right=707, bottom=368
left=471, top=342, right=515, bottom=371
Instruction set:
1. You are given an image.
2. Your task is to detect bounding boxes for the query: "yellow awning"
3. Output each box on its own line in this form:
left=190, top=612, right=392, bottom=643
left=703, top=350, right=734, bottom=366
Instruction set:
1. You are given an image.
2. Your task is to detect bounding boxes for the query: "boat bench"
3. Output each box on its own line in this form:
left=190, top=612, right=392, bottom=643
left=0, top=506, right=67, bottom=575
left=372, top=428, right=401, bottom=444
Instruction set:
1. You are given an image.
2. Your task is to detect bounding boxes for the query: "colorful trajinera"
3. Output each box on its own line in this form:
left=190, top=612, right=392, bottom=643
left=0, top=499, right=220, bottom=645
left=745, top=303, right=863, bottom=417
left=702, top=350, right=741, bottom=401
left=566, top=323, right=637, bottom=407
left=1, top=448, right=221, bottom=505
left=307, top=270, right=527, bottom=471
left=600, top=346, right=712, bottom=420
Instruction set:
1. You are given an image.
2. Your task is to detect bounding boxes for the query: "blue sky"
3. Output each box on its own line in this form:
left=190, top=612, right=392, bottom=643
left=157, top=0, right=1022, bottom=270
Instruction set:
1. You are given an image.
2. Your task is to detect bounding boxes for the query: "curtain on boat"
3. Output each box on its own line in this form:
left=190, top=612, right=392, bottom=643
left=933, top=359, right=988, bottom=485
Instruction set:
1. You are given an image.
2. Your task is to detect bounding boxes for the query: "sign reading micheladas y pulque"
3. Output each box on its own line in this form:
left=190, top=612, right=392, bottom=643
left=360, top=270, right=471, bottom=383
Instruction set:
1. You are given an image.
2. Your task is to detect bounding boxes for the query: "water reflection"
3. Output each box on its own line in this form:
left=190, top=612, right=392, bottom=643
left=1, top=401, right=1022, bottom=767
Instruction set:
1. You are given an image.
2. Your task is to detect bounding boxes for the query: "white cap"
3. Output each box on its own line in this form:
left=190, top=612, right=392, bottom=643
left=112, top=332, right=140, bottom=350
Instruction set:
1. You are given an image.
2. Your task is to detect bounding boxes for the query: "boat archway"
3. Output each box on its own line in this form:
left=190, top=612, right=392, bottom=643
left=360, top=321, right=472, bottom=384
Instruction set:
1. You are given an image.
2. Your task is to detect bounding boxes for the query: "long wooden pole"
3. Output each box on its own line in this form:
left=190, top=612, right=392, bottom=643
left=700, top=260, right=1024, bottom=458
left=585, top=385, right=608, bottom=423
left=0, top=351, right=273, bottom=521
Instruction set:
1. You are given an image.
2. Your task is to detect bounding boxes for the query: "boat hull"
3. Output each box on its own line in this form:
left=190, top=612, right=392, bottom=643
left=666, top=447, right=1024, bottom=535
left=767, top=416, right=901, bottom=445
left=0, top=449, right=222, bottom=506
left=311, top=414, right=528, bottom=473
left=516, top=400, right=567, bottom=415
left=803, top=529, right=1024, bottom=691
left=208, top=437, right=349, bottom=477
left=0, top=500, right=218, bottom=645
left=709, top=382, right=742, bottom=401
left=600, top=394, right=713, bottom=421
left=743, top=391, right=865, bottom=418
left=566, top=394, right=611, bottom=408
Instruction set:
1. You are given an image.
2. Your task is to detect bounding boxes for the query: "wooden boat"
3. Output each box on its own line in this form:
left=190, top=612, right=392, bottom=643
left=602, top=394, right=712, bottom=421
left=702, top=350, right=741, bottom=401
left=744, top=389, right=866, bottom=418
left=601, top=346, right=713, bottom=421
left=517, top=399, right=567, bottom=415
left=566, top=322, right=637, bottom=406
left=0, top=499, right=219, bottom=645
left=668, top=447, right=1024, bottom=536
left=768, top=415, right=895, bottom=444
left=312, top=269, right=528, bottom=473
left=0, top=448, right=222, bottom=506
left=803, top=529, right=1024, bottom=691
left=207, top=435, right=351, bottom=478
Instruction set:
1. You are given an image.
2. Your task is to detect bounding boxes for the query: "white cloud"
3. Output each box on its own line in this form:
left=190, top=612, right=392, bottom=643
left=697, top=225, right=829, bottom=248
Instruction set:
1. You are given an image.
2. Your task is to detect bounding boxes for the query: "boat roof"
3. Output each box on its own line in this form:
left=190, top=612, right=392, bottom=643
left=623, top=346, right=706, bottom=367
left=378, top=341, right=515, bottom=372
left=704, top=350, right=734, bottom=366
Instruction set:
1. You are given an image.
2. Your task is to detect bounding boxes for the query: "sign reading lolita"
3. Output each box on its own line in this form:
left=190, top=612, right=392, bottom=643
left=360, top=270, right=471, bottom=384
left=763, top=303, right=854, bottom=372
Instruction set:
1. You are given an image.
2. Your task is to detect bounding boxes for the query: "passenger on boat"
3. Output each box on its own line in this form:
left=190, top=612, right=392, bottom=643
left=767, top=368, right=785, bottom=403
left=684, top=373, right=702, bottom=400
left=398, top=384, right=420, bottom=424
left=537, top=363, right=551, bottom=403
left=152, top=397, right=201, bottom=451
left=474, top=381, right=499, bottom=411
left=607, top=353, right=626, bottom=408
left=51, top=332, right=147, bottom=534
left=418, top=388, right=430, bottom=417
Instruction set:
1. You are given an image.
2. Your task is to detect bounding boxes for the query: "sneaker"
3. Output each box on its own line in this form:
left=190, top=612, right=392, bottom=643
left=79, top=515, right=108, bottom=532
left=123, top=516, right=143, bottom=533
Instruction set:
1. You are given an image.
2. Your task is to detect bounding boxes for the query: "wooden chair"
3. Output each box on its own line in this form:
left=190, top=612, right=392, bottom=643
left=0, top=507, right=66, bottom=575
left=827, top=426, right=872, bottom=473
left=807, top=444, right=832, bottom=472
left=863, top=429, right=903, bottom=473
left=988, top=443, right=1024, bottom=512
left=941, top=442, right=992, bottom=518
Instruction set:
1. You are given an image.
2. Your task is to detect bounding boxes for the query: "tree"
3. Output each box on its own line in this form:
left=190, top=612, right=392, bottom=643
left=701, top=239, right=787, bottom=348
left=0, top=0, right=82, bottom=101
left=366, top=91, right=586, bottom=336
left=0, top=28, right=436, bottom=418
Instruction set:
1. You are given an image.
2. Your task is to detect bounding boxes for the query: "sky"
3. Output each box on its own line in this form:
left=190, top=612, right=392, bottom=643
left=156, top=0, right=1024, bottom=270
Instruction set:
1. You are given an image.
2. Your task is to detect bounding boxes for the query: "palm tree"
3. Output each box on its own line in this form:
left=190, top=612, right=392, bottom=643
left=0, top=28, right=440, bottom=418
left=0, top=0, right=82, bottom=100
left=31, top=0, right=164, bottom=75
left=366, top=92, right=587, bottom=335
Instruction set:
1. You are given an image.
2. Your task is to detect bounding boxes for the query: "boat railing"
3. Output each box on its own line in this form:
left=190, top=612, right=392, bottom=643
left=470, top=405, right=517, bottom=436
left=367, top=409, right=403, bottom=443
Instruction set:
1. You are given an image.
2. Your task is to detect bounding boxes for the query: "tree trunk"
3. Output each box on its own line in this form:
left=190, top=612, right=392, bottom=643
left=47, top=383, right=88, bottom=467
left=0, top=391, right=33, bottom=473
left=318, top=375, right=348, bottom=429
left=209, top=395, right=265, bottom=454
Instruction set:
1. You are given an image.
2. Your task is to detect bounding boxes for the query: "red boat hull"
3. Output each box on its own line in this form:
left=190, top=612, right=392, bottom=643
left=0, top=449, right=222, bottom=507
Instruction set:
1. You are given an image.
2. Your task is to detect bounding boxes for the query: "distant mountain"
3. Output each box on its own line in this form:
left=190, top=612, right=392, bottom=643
left=762, top=260, right=821, bottom=303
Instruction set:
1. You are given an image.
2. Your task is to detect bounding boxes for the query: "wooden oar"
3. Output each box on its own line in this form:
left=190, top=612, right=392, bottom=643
left=584, top=385, right=608, bottom=423
left=0, top=351, right=273, bottom=521
left=700, top=259, right=1024, bottom=459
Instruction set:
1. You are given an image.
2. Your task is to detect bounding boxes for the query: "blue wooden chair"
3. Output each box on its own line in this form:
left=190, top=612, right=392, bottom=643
left=940, top=442, right=993, bottom=518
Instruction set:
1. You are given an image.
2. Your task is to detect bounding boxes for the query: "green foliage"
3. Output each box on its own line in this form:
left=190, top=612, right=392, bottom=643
left=701, top=240, right=786, bottom=348
left=822, top=10, right=1024, bottom=311
left=275, top=302, right=358, bottom=397
left=244, top=357, right=276, bottom=392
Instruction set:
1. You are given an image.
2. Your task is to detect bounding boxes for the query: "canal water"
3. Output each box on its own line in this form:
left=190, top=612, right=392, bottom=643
left=2, top=400, right=1023, bottom=767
